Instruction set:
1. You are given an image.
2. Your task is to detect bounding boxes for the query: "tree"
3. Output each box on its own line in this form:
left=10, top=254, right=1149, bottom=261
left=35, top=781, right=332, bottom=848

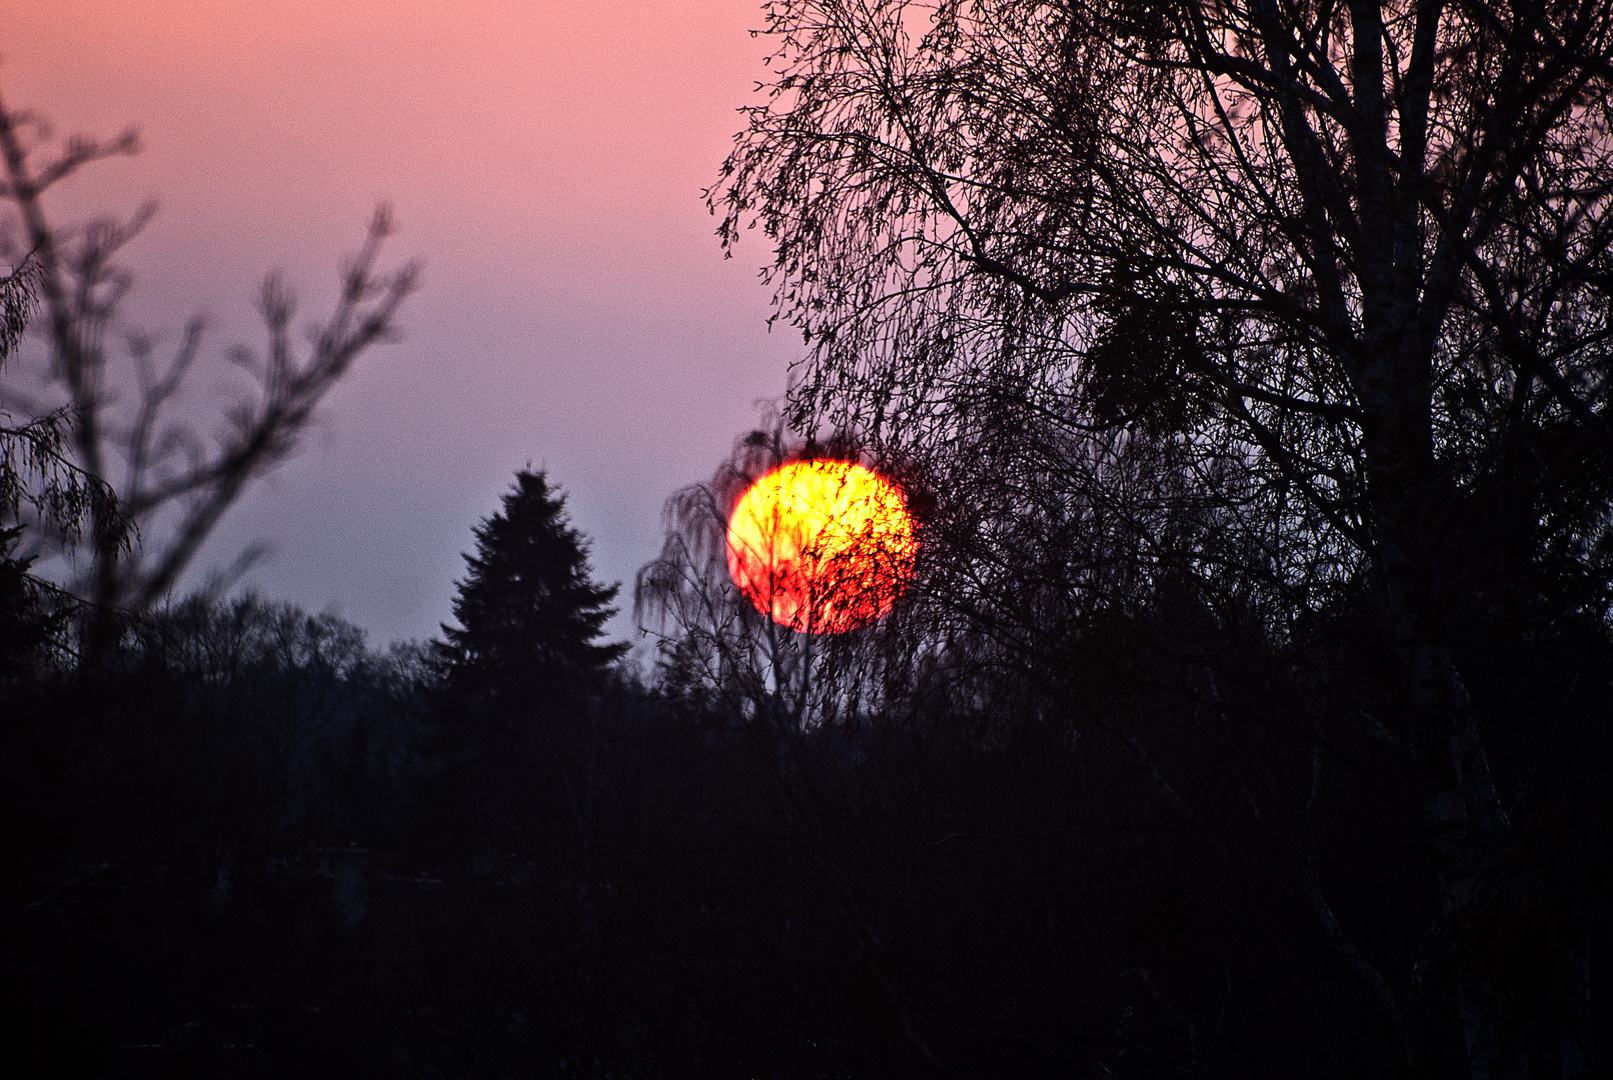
left=433, top=470, right=627, bottom=854
left=0, top=526, right=57, bottom=676
left=715, top=1, right=1613, bottom=1076
left=637, top=423, right=832, bottom=730
left=1, top=254, right=122, bottom=670
left=0, top=88, right=417, bottom=643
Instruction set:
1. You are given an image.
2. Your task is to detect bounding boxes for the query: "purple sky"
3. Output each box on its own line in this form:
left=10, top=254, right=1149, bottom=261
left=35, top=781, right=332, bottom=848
left=3, top=0, right=798, bottom=648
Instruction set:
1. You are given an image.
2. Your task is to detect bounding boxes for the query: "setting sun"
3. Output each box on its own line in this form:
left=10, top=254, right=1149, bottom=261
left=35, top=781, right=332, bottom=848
left=725, top=460, right=917, bottom=633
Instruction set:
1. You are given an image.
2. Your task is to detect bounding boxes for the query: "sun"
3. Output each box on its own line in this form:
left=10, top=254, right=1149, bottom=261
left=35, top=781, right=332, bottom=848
left=726, top=459, right=918, bottom=633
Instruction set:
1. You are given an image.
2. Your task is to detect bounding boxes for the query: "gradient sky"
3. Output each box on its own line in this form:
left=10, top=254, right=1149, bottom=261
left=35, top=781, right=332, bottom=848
left=2, top=0, right=799, bottom=650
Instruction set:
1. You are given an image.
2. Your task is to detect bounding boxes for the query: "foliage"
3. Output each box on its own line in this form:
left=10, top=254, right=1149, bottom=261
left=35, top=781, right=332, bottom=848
left=0, top=254, right=124, bottom=667
left=714, top=0, right=1613, bottom=626
left=0, top=525, right=59, bottom=675
left=438, top=470, right=626, bottom=701
left=0, top=248, right=37, bottom=363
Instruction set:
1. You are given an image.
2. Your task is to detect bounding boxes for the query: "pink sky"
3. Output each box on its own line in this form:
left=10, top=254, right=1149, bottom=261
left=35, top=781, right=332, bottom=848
left=2, top=0, right=798, bottom=646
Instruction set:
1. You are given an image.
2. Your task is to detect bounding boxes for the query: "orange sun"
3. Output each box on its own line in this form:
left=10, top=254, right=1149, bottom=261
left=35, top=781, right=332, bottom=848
left=726, top=459, right=918, bottom=633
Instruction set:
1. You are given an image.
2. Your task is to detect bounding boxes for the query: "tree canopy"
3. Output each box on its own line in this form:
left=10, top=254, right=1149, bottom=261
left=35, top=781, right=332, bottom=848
left=437, top=469, right=625, bottom=701
left=714, top=1, right=1613, bottom=1075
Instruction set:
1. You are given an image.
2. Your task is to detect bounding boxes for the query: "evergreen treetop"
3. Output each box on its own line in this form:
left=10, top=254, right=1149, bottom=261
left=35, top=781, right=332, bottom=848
left=437, top=469, right=625, bottom=706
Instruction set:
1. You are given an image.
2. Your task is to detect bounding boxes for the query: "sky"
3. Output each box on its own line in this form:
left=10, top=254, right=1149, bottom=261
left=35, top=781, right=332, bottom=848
left=1, top=0, right=800, bottom=650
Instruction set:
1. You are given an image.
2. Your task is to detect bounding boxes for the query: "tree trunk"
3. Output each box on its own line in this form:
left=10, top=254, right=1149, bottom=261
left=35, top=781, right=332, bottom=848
left=1380, top=521, right=1591, bottom=1078
left=1365, top=397, right=1529, bottom=1077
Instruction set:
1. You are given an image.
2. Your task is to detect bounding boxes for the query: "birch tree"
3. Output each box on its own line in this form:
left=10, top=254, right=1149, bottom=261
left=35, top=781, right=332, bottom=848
left=714, top=1, right=1613, bottom=1075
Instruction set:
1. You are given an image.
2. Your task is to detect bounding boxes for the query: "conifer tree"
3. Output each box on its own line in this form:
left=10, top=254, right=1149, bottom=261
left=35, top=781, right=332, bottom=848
left=438, top=470, right=624, bottom=696
left=433, top=469, right=626, bottom=853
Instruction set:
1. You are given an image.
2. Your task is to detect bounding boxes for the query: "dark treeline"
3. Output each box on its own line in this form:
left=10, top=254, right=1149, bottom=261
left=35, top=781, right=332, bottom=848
left=2, top=444, right=1608, bottom=1078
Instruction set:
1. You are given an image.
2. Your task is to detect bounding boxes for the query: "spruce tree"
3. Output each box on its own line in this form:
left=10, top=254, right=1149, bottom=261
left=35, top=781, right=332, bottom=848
left=432, top=469, right=626, bottom=854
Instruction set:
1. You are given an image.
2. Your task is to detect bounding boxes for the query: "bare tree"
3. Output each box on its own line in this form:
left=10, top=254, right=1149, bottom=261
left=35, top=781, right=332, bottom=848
left=636, top=419, right=947, bottom=733
left=714, top=1, right=1613, bottom=1075
left=0, top=89, right=418, bottom=642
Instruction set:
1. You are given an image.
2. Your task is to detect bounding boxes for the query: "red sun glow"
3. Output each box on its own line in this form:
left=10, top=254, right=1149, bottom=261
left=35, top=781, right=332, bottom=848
left=725, top=460, right=918, bottom=633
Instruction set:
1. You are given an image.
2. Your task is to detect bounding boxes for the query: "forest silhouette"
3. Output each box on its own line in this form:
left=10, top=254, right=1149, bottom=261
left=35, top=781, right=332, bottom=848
left=4, top=1, right=1613, bottom=1077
